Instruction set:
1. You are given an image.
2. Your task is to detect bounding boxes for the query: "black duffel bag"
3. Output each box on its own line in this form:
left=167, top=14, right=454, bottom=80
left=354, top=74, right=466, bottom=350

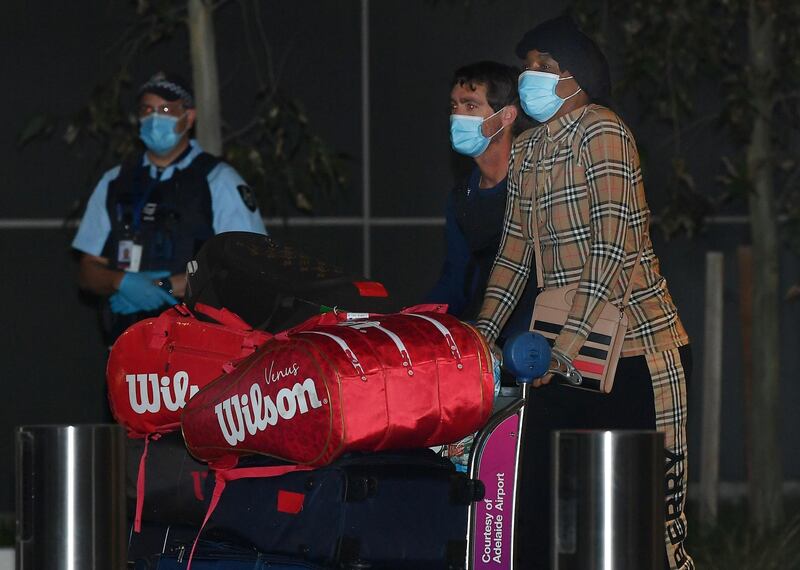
left=126, top=432, right=210, bottom=528
left=202, top=450, right=482, bottom=570
left=184, top=232, right=399, bottom=332
left=127, top=520, right=328, bottom=569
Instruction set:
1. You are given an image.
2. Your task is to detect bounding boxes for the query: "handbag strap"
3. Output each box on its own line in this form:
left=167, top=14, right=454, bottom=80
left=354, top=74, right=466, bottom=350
left=512, top=145, right=543, bottom=288
left=514, top=146, right=648, bottom=310
left=620, top=220, right=647, bottom=308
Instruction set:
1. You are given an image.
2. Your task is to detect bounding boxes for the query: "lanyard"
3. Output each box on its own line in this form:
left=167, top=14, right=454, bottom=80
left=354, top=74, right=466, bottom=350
left=118, top=146, right=193, bottom=232
left=129, top=164, right=161, bottom=233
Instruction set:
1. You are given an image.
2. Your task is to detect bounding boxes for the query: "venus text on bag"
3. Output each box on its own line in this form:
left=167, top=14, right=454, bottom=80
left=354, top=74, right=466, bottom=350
left=265, top=360, right=300, bottom=385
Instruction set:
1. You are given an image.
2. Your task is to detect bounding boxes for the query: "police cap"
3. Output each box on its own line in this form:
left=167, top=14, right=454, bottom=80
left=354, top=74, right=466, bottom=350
left=137, top=71, right=195, bottom=108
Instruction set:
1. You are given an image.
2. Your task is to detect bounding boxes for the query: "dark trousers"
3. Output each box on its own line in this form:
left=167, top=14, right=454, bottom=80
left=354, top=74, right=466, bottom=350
left=516, top=345, right=692, bottom=569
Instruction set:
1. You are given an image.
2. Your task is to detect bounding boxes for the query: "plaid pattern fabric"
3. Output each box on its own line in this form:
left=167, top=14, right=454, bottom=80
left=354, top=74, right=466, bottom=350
left=647, top=347, right=693, bottom=570
left=476, top=104, right=689, bottom=359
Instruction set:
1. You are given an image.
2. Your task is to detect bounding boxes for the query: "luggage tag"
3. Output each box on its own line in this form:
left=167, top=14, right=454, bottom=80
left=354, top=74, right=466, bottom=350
left=345, top=312, right=369, bottom=320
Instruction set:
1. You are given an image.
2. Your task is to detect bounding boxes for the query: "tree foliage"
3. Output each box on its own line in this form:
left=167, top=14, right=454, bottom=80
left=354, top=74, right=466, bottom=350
left=570, top=0, right=799, bottom=533
left=572, top=0, right=800, bottom=249
left=18, top=0, right=347, bottom=218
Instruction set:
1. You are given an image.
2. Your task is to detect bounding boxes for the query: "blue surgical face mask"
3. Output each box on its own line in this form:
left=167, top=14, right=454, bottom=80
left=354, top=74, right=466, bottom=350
left=139, top=113, right=186, bottom=156
left=449, top=107, right=506, bottom=157
left=518, top=71, right=581, bottom=123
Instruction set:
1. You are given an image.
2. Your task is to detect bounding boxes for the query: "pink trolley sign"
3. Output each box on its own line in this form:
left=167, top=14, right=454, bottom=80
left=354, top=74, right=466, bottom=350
left=469, top=412, right=521, bottom=570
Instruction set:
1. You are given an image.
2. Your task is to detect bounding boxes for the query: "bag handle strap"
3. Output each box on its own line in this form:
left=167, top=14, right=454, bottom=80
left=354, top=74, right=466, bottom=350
left=149, top=305, right=190, bottom=349
left=149, top=303, right=272, bottom=350
left=275, top=303, right=447, bottom=340
left=620, top=215, right=648, bottom=309
left=185, top=463, right=312, bottom=570
left=193, top=303, right=273, bottom=351
left=275, top=311, right=341, bottom=339
left=512, top=145, right=545, bottom=288
left=193, top=302, right=255, bottom=332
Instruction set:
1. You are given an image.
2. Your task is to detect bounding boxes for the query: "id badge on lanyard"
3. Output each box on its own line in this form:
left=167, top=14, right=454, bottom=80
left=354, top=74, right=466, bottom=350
left=117, top=239, right=143, bottom=272
left=118, top=165, right=158, bottom=273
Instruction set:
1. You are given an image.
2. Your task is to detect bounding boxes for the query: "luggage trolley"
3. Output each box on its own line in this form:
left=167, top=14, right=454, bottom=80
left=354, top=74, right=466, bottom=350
left=465, top=332, right=583, bottom=570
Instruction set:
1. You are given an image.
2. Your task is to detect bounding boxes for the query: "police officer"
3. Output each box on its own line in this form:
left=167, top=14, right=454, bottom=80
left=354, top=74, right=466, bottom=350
left=427, top=61, right=537, bottom=348
left=72, top=72, right=267, bottom=341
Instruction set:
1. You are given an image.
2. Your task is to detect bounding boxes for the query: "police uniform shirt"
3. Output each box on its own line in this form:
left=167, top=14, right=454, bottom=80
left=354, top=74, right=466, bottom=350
left=72, top=139, right=267, bottom=257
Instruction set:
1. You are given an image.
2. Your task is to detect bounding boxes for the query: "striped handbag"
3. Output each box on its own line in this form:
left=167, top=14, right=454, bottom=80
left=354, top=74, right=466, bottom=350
left=528, top=214, right=645, bottom=393
left=529, top=282, right=633, bottom=393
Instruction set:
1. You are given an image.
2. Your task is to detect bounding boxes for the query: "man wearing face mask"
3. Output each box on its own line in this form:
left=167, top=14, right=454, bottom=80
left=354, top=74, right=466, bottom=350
left=72, top=72, right=267, bottom=342
left=427, top=61, right=537, bottom=349
left=475, top=16, right=693, bottom=570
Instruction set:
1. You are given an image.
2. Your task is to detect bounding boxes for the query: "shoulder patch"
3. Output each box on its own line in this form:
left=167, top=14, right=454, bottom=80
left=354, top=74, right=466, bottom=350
left=237, top=184, right=258, bottom=212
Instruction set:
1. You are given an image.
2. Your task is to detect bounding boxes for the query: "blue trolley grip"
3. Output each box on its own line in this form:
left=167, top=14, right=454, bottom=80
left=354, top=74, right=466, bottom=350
left=502, top=331, right=584, bottom=387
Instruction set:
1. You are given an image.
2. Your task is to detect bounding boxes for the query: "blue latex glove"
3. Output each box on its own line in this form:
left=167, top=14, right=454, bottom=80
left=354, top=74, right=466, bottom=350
left=110, top=270, right=177, bottom=314
left=109, top=292, right=140, bottom=315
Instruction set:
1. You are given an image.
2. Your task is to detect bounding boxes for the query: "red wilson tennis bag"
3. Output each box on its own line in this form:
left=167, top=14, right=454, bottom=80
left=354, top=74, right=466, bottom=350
left=107, top=303, right=272, bottom=437
left=181, top=305, right=495, bottom=469
left=107, top=303, right=272, bottom=533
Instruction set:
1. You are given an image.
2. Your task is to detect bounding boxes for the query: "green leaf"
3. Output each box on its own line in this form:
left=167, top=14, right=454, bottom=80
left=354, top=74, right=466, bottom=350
left=294, top=191, right=312, bottom=212
left=63, top=123, right=80, bottom=145
left=17, top=114, right=52, bottom=148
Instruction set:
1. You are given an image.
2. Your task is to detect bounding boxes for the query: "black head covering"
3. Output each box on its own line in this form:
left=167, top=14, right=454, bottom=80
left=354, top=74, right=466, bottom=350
left=515, top=16, right=611, bottom=104
left=137, top=71, right=195, bottom=108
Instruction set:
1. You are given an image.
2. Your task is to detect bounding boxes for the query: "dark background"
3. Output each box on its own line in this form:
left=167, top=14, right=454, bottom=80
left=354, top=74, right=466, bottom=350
left=1, top=0, right=798, bottom=515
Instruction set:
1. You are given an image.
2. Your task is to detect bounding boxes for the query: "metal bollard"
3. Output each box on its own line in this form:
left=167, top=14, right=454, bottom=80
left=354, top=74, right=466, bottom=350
left=16, top=424, right=126, bottom=570
left=552, top=430, right=664, bottom=570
